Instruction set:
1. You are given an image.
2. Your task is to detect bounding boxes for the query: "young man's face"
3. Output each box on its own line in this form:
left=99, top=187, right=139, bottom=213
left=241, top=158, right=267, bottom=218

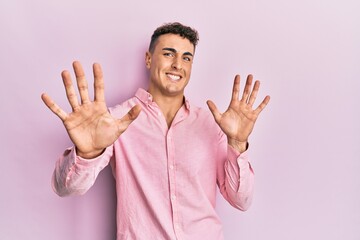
left=146, top=33, right=195, bottom=98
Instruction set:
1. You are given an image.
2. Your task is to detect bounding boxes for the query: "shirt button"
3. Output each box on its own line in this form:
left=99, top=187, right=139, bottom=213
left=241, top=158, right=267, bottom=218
left=169, top=165, right=174, bottom=170
left=171, top=194, right=176, bottom=200
left=175, top=224, right=180, bottom=230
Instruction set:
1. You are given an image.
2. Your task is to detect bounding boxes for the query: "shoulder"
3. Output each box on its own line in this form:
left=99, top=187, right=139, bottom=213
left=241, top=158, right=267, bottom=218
left=192, top=105, right=212, bottom=119
left=187, top=103, right=226, bottom=141
left=108, top=96, right=140, bottom=118
left=188, top=101, right=213, bottom=120
left=189, top=104, right=219, bottom=129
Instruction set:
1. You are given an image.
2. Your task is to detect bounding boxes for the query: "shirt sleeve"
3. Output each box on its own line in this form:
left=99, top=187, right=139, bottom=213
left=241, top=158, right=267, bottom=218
left=217, top=136, right=255, bottom=211
left=51, top=145, right=114, bottom=197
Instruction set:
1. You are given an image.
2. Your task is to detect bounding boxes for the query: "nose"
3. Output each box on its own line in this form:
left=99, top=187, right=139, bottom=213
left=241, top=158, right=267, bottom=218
left=171, top=56, right=182, bottom=70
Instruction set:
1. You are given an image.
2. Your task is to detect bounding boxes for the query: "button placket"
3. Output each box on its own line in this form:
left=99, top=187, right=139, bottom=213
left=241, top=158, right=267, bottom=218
left=166, top=129, right=181, bottom=238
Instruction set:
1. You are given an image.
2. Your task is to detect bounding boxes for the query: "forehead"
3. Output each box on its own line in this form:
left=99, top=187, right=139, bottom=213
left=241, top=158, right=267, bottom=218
left=154, top=34, right=194, bottom=54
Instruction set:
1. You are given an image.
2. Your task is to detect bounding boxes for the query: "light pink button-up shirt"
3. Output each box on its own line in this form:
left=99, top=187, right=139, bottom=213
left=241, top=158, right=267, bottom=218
left=52, top=88, right=254, bottom=240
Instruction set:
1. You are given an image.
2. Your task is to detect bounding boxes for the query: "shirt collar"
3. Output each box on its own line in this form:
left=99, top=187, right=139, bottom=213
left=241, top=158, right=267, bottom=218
left=135, top=88, right=190, bottom=110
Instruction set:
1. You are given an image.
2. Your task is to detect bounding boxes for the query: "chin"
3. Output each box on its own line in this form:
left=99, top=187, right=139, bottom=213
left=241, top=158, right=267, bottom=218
left=164, top=86, right=184, bottom=96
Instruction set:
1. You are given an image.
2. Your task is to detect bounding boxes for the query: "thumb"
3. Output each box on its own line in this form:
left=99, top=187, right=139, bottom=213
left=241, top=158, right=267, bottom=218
left=126, top=104, right=142, bottom=121
left=206, top=100, right=221, bottom=124
left=116, top=104, right=142, bottom=131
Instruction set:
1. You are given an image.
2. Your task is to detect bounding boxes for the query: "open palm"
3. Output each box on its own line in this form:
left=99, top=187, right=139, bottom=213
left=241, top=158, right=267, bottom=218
left=41, top=61, right=141, bottom=158
left=207, top=75, right=270, bottom=152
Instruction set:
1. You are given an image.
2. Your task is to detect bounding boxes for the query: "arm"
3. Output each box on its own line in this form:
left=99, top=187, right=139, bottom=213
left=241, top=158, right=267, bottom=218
left=52, top=146, right=113, bottom=196
left=42, top=61, right=141, bottom=195
left=215, top=131, right=254, bottom=211
left=217, top=142, right=255, bottom=211
left=208, top=74, right=270, bottom=210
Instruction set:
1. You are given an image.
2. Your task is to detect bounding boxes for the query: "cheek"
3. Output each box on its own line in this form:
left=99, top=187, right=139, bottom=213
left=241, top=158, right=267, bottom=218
left=185, top=65, right=192, bottom=76
left=152, top=60, right=167, bottom=71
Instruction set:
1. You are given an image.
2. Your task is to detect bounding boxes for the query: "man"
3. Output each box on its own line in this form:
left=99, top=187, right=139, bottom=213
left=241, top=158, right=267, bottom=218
left=41, top=22, right=270, bottom=240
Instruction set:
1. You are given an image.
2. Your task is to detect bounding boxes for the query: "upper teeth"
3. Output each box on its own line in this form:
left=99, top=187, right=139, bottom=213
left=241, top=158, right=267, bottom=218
left=167, top=74, right=180, bottom=81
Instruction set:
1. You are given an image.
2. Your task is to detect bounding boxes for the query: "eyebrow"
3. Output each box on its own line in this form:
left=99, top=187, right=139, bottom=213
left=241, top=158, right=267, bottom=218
left=162, top=47, right=193, bottom=57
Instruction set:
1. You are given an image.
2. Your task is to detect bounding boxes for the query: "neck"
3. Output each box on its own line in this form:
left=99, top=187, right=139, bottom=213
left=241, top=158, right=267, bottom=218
left=149, top=90, right=184, bottom=127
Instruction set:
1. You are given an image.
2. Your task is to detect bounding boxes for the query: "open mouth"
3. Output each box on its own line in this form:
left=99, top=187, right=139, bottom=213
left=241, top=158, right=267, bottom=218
left=166, top=73, right=181, bottom=81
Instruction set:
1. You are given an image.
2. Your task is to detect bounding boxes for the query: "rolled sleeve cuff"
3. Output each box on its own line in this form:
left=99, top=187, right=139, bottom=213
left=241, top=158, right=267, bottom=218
left=227, top=144, right=249, bottom=168
left=74, top=145, right=114, bottom=172
left=227, top=144, right=254, bottom=193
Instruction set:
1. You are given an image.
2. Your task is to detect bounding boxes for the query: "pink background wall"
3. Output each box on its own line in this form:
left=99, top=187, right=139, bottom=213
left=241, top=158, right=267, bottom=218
left=1, top=0, right=359, bottom=239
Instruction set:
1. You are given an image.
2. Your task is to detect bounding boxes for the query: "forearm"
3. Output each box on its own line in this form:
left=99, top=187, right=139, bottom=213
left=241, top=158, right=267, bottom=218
left=221, top=145, right=255, bottom=211
left=52, top=145, right=113, bottom=197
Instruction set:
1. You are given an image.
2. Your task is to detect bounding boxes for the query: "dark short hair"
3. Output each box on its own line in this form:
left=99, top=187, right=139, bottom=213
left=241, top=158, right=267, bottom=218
left=148, top=22, right=199, bottom=53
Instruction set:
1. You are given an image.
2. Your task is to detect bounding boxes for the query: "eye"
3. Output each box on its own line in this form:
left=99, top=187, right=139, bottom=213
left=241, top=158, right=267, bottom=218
left=164, top=52, right=174, bottom=57
left=183, top=56, right=192, bottom=62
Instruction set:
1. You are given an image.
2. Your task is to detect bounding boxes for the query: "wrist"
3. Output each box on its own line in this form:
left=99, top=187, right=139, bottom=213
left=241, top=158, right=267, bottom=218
left=76, top=148, right=105, bottom=159
left=227, top=138, right=248, bottom=153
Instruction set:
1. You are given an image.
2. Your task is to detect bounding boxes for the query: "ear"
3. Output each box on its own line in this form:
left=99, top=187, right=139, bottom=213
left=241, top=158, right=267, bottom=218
left=145, top=51, right=151, bottom=69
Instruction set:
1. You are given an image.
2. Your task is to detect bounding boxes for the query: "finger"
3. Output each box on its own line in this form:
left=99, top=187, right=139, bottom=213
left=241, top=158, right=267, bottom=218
left=116, top=104, right=142, bottom=131
left=62, top=70, right=80, bottom=110
left=73, top=61, right=90, bottom=104
left=241, top=74, right=253, bottom=102
left=93, top=63, right=105, bottom=102
left=248, top=80, right=260, bottom=106
left=231, top=75, right=240, bottom=101
left=41, top=93, right=68, bottom=121
left=254, top=95, right=271, bottom=115
left=206, top=100, right=222, bottom=124
left=125, top=104, right=142, bottom=121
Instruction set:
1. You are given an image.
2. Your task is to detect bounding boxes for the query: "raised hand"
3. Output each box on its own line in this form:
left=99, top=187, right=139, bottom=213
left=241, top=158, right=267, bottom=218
left=41, top=61, right=141, bottom=158
left=207, top=74, right=270, bottom=153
